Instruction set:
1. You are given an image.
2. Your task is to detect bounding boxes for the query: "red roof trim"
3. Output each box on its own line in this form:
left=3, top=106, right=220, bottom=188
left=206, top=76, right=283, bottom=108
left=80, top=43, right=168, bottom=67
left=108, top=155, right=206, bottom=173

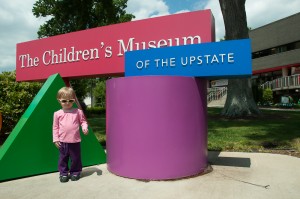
left=252, top=63, right=300, bottom=75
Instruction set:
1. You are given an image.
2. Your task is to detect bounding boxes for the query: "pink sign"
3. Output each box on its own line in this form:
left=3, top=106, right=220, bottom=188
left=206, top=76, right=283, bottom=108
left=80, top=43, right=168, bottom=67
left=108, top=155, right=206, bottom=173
left=16, top=10, right=214, bottom=81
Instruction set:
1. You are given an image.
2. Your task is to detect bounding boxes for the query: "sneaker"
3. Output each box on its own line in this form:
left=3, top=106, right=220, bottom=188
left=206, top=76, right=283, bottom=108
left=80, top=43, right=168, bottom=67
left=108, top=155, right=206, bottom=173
left=71, top=175, right=80, bottom=181
left=59, top=175, right=69, bottom=183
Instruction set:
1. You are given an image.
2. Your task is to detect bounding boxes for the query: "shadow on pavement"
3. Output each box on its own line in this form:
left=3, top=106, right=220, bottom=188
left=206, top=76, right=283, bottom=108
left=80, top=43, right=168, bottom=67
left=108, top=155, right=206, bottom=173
left=81, top=167, right=103, bottom=178
left=208, top=151, right=251, bottom=168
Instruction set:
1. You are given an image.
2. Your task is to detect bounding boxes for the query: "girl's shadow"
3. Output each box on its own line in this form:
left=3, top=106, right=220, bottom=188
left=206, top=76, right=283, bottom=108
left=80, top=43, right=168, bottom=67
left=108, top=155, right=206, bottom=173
left=81, top=167, right=102, bottom=178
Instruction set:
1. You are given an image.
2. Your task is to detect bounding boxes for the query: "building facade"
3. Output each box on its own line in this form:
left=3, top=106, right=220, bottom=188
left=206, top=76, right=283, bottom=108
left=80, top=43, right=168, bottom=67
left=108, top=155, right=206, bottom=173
left=250, top=12, right=300, bottom=103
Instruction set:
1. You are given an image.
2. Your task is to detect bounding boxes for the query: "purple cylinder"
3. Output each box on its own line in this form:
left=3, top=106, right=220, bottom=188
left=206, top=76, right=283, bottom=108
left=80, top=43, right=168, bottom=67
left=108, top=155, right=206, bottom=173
left=106, top=76, right=207, bottom=180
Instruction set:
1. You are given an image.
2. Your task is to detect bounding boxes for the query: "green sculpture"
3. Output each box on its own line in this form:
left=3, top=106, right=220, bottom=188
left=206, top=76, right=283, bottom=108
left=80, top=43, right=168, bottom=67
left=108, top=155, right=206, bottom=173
left=0, top=74, right=106, bottom=181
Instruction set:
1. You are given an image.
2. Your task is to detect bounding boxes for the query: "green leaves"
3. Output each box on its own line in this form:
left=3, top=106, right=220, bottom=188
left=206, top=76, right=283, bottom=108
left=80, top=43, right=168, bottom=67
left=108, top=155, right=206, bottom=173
left=263, top=88, right=273, bottom=104
left=0, top=71, right=42, bottom=134
left=93, top=78, right=106, bottom=107
left=32, top=0, right=134, bottom=38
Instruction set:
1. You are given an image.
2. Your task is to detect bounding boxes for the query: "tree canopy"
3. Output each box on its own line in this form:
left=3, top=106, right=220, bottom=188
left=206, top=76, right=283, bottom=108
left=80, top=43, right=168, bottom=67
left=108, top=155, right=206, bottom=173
left=33, top=0, right=134, bottom=38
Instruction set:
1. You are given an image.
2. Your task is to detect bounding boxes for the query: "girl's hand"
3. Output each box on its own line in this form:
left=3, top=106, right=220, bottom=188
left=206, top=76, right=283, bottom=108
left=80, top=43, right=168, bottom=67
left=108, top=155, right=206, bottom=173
left=83, top=128, right=89, bottom=135
left=54, top=141, right=61, bottom=149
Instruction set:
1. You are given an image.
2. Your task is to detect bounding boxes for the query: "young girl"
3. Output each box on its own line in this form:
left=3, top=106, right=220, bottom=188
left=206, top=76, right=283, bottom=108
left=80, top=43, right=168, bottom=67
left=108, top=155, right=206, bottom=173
left=53, top=87, right=88, bottom=183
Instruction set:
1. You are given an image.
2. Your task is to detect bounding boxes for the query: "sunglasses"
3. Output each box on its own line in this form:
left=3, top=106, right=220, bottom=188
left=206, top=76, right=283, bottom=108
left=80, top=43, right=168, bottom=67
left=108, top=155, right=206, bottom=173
left=59, top=99, right=75, bottom=103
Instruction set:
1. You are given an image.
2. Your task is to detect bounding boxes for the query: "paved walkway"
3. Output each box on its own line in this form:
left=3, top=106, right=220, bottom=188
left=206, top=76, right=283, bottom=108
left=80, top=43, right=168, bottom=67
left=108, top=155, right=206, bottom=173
left=259, top=107, right=300, bottom=111
left=208, top=105, right=300, bottom=111
left=1, top=151, right=299, bottom=199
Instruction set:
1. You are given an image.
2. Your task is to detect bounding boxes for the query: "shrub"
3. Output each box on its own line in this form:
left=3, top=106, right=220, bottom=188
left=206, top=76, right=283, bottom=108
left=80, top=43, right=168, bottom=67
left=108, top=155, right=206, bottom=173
left=0, top=71, right=42, bottom=135
left=86, top=107, right=106, bottom=116
left=294, top=104, right=300, bottom=109
left=262, top=88, right=273, bottom=105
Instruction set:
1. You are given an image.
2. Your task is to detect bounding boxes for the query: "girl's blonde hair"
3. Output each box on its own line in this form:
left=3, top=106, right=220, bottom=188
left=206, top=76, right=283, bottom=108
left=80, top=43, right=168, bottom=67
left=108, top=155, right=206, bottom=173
left=57, top=87, right=76, bottom=99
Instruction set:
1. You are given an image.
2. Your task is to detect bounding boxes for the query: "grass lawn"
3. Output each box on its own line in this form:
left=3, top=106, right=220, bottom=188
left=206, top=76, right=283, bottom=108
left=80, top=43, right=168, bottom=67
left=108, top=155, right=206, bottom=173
left=87, top=108, right=300, bottom=157
left=86, top=113, right=106, bottom=146
left=207, top=108, right=300, bottom=154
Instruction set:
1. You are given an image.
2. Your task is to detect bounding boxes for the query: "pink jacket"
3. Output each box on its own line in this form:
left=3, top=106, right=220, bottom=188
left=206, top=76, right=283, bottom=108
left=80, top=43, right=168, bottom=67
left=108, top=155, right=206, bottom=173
left=53, top=108, right=88, bottom=143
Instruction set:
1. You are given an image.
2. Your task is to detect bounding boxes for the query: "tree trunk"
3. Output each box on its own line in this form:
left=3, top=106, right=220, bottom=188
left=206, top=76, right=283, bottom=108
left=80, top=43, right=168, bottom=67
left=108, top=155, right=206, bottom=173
left=219, top=0, right=260, bottom=117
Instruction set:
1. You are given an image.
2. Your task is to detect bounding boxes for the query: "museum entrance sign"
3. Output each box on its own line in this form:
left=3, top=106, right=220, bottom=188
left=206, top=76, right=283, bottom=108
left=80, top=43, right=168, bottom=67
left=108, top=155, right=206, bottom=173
left=125, top=39, right=252, bottom=78
left=16, top=10, right=214, bottom=81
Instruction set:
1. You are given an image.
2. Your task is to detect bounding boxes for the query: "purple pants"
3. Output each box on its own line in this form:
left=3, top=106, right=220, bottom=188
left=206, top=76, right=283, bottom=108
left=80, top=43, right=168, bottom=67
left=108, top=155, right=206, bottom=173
left=58, top=142, right=82, bottom=176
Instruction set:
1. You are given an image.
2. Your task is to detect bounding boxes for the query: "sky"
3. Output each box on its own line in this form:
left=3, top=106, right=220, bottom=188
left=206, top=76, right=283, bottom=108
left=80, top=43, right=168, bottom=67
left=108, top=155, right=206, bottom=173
left=1, top=0, right=300, bottom=72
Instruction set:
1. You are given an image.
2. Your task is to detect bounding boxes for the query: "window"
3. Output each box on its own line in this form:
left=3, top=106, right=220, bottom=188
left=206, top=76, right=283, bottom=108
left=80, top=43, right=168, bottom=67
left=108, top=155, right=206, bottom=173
left=252, top=40, right=300, bottom=59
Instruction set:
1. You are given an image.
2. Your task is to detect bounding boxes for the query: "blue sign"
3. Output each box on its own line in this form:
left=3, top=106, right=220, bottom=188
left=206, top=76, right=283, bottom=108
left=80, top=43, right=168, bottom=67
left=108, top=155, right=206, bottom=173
left=125, top=39, right=252, bottom=78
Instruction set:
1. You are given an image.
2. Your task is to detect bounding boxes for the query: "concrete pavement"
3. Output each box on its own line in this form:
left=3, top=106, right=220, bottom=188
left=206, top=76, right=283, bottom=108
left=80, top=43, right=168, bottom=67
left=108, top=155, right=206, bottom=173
left=1, top=151, right=299, bottom=199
